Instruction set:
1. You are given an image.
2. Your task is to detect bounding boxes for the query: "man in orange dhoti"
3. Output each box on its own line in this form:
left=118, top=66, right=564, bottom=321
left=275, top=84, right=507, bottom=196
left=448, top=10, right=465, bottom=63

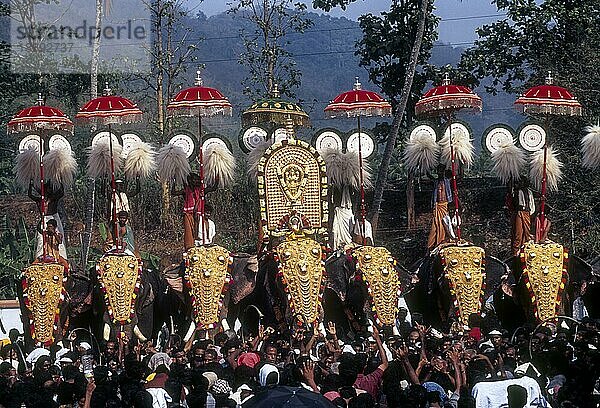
left=510, top=176, right=535, bottom=255
left=427, top=168, right=454, bottom=251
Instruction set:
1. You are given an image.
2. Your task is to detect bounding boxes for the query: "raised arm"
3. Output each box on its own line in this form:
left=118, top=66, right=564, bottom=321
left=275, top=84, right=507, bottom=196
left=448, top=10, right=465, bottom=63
left=372, top=325, right=388, bottom=371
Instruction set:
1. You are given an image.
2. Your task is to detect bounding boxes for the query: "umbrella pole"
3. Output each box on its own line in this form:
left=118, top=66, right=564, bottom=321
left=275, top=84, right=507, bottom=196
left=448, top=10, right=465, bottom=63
left=39, top=131, right=46, bottom=259
left=198, top=115, right=205, bottom=246
left=108, top=124, right=119, bottom=250
left=538, top=143, right=548, bottom=241
left=357, top=115, right=366, bottom=245
left=447, top=116, right=461, bottom=240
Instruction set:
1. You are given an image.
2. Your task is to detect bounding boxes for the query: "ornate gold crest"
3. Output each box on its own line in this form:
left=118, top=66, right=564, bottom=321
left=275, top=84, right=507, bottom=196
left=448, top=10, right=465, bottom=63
left=22, top=263, right=65, bottom=345
left=353, top=246, right=400, bottom=326
left=277, top=163, right=308, bottom=202
left=97, top=254, right=141, bottom=324
left=257, top=139, right=328, bottom=240
left=184, top=246, right=232, bottom=328
left=440, top=244, right=485, bottom=325
left=520, top=241, right=567, bottom=322
left=275, top=235, right=325, bottom=324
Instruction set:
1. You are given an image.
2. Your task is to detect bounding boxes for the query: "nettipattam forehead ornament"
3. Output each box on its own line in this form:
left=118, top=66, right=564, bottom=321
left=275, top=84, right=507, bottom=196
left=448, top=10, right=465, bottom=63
left=439, top=243, right=486, bottom=326
left=274, top=235, right=325, bottom=325
left=96, top=253, right=142, bottom=325
left=21, top=262, right=67, bottom=346
left=353, top=246, right=401, bottom=326
left=184, top=245, right=232, bottom=329
left=520, top=241, right=568, bottom=322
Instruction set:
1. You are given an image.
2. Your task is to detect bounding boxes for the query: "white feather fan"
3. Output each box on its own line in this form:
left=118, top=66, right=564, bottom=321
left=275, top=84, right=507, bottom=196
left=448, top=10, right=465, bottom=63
left=124, top=141, right=156, bottom=180
left=439, top=132, right=474, bottom=168
left=581, top=125, right=600, bottom=169
left=44, top=148, right=78, bottom=187
left=204, top=144, right=236, bottom=189
left=321, top=149, right=346, bottom=188
left=87, top=142, right=123, bottom=179
left=491, top=143, right=526, bottom=184
left=529, top=146, right=562, bottom=192
left=247, top=140, right=273, bottom=180
left=156, top=144, right=190, bottom=185
left=403, top=134, right=439, bottom=175
left=344, top=150, right=373, bottom=190
left=14, top=148, right=40, bottom=189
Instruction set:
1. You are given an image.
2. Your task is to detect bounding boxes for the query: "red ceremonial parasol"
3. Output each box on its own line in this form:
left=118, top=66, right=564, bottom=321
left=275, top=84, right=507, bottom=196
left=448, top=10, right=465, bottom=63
left=76, top=84, right=143, bottom=250
left=415, top=74, right=482, bottom=240
left=167, top=70, right=233, bottom=245
left=8, top=94, right=73, bottom=259
left=514, top=71, right=583, bottom=241
left=325, top=78, right=392, bottom=245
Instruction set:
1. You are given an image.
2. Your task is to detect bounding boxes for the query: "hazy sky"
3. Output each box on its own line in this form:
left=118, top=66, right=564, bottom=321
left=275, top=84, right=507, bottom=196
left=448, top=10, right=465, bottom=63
left=193, top=0, right=503, bottom=44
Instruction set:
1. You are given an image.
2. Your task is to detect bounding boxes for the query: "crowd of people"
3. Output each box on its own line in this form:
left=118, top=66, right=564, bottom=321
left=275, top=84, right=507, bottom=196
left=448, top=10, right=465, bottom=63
left=1, top=308, right=599, bottom=408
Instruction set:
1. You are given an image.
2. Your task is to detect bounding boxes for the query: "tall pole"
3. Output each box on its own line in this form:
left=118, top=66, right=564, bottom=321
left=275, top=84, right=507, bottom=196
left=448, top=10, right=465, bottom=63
left=357, top=114, right=366, bottom=245
left=38, top=96, right=47, bottom=257
left=198, top=114, right=205, bottom=245
left=447, top=116, right=461, bottom=240
left=108, top=122, right=119, bottom=249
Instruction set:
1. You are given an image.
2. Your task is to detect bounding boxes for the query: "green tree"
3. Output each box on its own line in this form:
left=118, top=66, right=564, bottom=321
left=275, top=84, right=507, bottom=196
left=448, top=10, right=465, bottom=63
left=229, top=0, right=313, bottom=99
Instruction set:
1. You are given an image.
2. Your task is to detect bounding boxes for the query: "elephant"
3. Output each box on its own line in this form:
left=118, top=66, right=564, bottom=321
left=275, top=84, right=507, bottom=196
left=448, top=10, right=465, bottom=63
left=495, top=251, right=595, bottom=328
left=405, top=245, right=508, bottom=331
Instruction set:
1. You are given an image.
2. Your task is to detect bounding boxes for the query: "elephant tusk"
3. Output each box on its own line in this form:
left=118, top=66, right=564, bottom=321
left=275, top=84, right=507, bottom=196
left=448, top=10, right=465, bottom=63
left=103, top=323, right=110, bottom=341
left=221, top=319, right=230, bottom=331
left=183, top=321, right=196, bottom=342
left=133, top=325, right=147, bottom=342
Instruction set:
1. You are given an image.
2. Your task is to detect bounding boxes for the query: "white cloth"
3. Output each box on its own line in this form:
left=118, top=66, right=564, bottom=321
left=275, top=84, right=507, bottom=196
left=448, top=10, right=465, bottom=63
left=472, top=376, right=548, bottom=407
left=196, top=217, right=216, bottom=245
left=332, top=206, right=354, bottom=249
left=111, top=191, right=130, bottom=215
left=35, top=213, right=67, bottom=259
left=259, top=364, right=279, bottom=387
left=146, top=387, right=172, bottom=408
left=26, top=347, right=50, bottom=364
left=351, top=218, right=373, bottom=243
left=518, top=189, right=535, bottom=214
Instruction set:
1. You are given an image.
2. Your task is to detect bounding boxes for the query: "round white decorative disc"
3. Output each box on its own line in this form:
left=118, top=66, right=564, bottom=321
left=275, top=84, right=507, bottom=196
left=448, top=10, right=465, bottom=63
left=484, top=127, right=514, bottom=153
left=242, top=127, right=268, bottom=152
left=92, top=131, right=120, bottom=148
left=19, top=134, right=42, bottom=153
left=315, top=131, right=343, bottom=153
left=409, top=124, right=437, bottom=143
left=168, top=134, right=196, bottom=158
left=121, top=133, right=143, bottom=157
left=202, top=137, right=230, bottom=153
left=273, top=128, right=290, bottom=143
left=347, top=132, right=375, bottom=158
left=48, top=134, right=72, bottom=153
left=519, top=124, right=546, bottom=152
left=443, top=122, right=471, bottom=143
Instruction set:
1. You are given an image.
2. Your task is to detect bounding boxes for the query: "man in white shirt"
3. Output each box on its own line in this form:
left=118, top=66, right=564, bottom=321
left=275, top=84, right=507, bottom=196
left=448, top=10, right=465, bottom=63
left=351, top=214, right=373, bottom=246
left=196, top=204, right=216, bottom=246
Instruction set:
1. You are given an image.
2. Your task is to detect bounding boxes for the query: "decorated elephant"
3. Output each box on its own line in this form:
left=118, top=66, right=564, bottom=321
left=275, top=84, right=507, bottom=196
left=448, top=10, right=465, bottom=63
left=496, top=241, right=594, bottom=328
left=406, top=241, right=508, bottom=330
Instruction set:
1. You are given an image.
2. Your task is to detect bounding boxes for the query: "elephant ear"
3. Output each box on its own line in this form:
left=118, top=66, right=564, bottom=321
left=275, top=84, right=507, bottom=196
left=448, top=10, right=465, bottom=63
left=568, top=254, right=593, bottom=284
left=229, top=253, right=258, bottom=304
left=484, top=256, right=510, bottom=300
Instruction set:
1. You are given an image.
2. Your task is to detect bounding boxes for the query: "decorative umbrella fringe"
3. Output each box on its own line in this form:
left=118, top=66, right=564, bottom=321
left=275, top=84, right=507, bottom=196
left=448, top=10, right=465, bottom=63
left=415, top=97, right=482, bottom=116
left=167, top=105, right=233, bottom=118
left=242, top=111, right=310, bottom=128
left=324, top=106, right=392, bottom=119
left=75, top=112, right=143, bottom=125
left=515, top=103, right=582, bottom=116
